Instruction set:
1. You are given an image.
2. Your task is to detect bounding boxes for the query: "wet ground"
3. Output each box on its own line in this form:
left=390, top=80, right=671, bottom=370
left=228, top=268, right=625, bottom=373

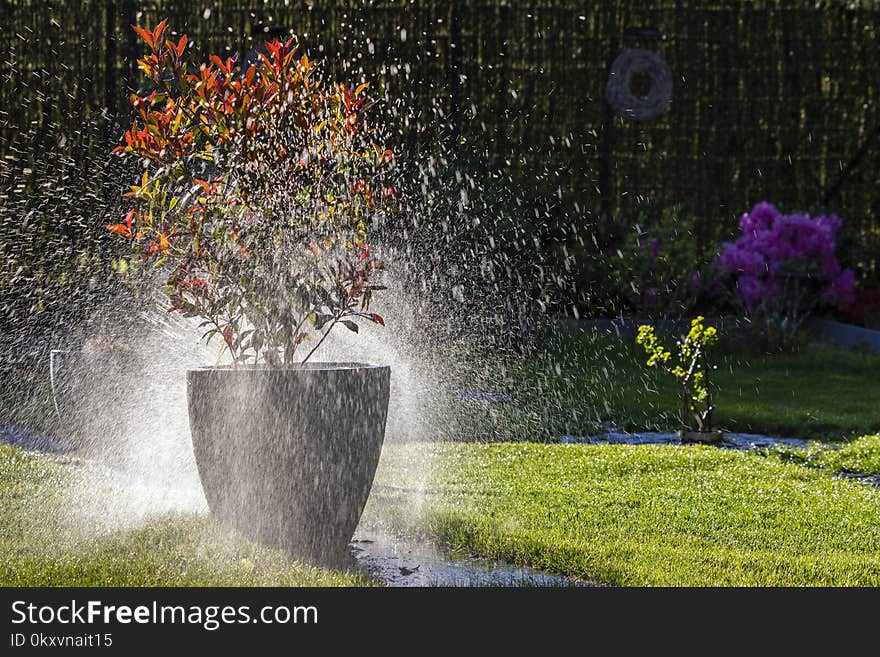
left=350, top=531, right=588, bottom=587
left=0, top=419, right=71, bottom=454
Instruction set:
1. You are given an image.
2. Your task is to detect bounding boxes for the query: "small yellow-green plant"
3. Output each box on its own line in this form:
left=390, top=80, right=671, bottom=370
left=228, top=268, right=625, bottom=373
left=636, top=316, right=719, bottom=432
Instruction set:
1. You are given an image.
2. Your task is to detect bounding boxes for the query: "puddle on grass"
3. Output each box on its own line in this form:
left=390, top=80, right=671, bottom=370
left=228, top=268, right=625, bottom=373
left=350, top=531, right=589, bottom=587
left=834, top=473, right=880, bottom=488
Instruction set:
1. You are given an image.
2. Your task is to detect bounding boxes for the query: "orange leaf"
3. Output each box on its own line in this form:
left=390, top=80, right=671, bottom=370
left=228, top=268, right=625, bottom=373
left=105, top=223, right=132, bottom=237
left=152, top=18, right=168, bottom=45
left=257, top=51, right=274, bottom=71
left=105, top=209, right=134, bottom=238
left=209, top=54, right=227, bottom=74
left=131, top=25, right=154, bottom=49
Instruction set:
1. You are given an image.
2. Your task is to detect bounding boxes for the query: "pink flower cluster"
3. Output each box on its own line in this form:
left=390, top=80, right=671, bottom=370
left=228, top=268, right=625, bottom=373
left=718, top=202, right=855, bottom=312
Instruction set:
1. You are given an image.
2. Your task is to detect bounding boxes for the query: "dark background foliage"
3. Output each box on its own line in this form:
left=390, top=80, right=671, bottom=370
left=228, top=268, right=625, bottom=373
left=1, top=0, right=879, bottom=351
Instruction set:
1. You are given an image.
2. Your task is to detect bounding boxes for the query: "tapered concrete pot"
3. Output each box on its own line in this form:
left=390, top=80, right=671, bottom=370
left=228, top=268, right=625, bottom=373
left=187, top=363, right=390, bottom=565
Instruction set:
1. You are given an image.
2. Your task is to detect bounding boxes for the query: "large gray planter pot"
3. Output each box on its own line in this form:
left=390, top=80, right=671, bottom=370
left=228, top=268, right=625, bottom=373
left=186, top=363, right=390, bottom=565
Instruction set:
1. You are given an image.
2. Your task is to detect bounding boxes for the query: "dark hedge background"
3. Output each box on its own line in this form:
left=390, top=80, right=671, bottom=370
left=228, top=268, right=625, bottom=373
left=1, top=0, right=878, bottom=338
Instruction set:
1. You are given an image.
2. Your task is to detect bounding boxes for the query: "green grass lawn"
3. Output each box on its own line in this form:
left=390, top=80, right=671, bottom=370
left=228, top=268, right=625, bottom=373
left=817, top=434, right=880, bottom=474
left=4, top=435, right=880, bottom=586
left=0, top=444, right=368, bottom=586
left=367, top=439, right=880, bottom=586
left=763, top=433, right=880, bottom=476
left=496, top=332, right=880, bottom=441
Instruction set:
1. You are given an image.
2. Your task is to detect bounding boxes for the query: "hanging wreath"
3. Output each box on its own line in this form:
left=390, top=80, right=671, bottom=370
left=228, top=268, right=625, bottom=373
left=605, top=49, right=673, bottom=122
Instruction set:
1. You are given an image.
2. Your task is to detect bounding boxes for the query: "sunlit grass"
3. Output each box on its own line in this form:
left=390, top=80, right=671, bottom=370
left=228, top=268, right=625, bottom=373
left=6, top=435, right=880, bottom=587
left=0, top=444, right=369, bottom=586
left=369, top=441, right=880, bottom=586
left=763, top=433, right=880, bottom=476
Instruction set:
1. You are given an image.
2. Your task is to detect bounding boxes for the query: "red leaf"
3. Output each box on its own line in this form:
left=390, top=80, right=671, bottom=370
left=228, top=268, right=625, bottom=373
left=152, top=18, right=169, bottom=45
left=265, top=40, right=280, bottom=64
left=257, top=51, right=274, bottom=71
left=371, top=314, right=385, bottom=326
left=131, top=25, right=154, bottom=49
left=244, top=65, right=257, bottom=86
left=209, top=54, right=228, bottom=75
left=105, top=209, right=135, bottom=238
left=105, top=224, right=131, bottom=238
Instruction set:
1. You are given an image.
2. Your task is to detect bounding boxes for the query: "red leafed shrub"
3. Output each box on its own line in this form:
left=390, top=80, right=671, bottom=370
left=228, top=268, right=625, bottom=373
left=107, top=19, right=399, bottom=366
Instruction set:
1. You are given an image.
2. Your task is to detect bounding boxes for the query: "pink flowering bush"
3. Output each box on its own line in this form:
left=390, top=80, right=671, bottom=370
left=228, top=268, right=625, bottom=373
left=719, top=202, right=855, bottom=312
left=718, top=202, right=855, bottom=348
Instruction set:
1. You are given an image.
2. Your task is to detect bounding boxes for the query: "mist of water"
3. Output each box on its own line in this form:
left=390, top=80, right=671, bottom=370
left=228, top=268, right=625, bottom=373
left=49, top=268, right=466, bottom=532
left=0, top=13, right=584, bottom=553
